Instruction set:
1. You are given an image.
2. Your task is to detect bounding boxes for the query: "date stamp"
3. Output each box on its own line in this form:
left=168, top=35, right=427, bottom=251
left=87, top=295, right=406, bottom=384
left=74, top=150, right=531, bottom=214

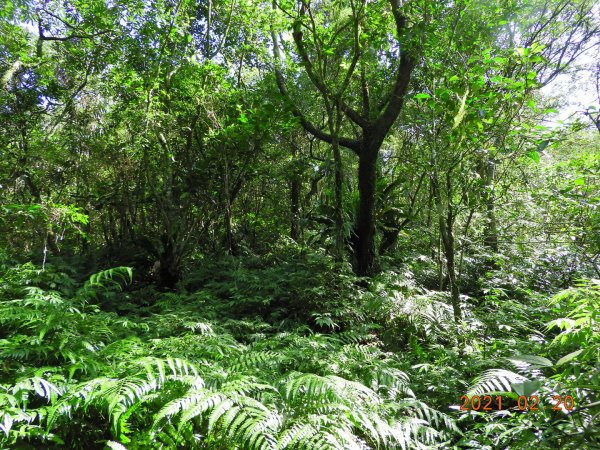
left=459, top=395, right=574, bottom=411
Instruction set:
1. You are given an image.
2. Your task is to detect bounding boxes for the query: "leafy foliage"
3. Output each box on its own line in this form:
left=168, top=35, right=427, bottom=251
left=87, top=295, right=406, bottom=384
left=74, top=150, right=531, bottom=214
left=1, top=0, right=599, bottom=448
left=0, top=264, right=457, bottom=449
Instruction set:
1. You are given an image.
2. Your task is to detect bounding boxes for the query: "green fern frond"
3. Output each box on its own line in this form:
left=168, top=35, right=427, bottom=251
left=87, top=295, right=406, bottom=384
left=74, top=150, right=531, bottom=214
left=227, top=351, right=282, bottom=372
left=282, top=372, right=381, bottom=407
left=365, top=366, right=414, bottom=399
left=348, top=408, right=389, bottom=447
left=390, top=417, right=433, bottom=450
left=182, top=321, right=215, bottom=335
left=220, top=376, right=278, bottom=397
left=277, top=422, right=320, bottom=450
left=467, top=369, right=527, bottom=396
left=153, top=388, right=215, bottom=428
left=80, top=267, right=133, bottom=294
left=11, top=376, right=64, bottom=403
left=334, top=329, right=376, bottom=345
left=397, top=399, right=459, bottom=435
left=282, top=373, right=339, bottom=404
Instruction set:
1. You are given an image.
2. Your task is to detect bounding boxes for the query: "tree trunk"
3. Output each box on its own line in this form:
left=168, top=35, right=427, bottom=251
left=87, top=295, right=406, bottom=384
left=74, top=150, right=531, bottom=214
left=332, top=142, right=344, bottom=259
left=270, top=1, right=415, bottom=277
left=481, top=157, right=499, bottom=253
left=432, top=171, right=462, bottom=321
left=223, top=153, right=234, bottom=254
left=440, top=209, right=462, bottom=321
left=354, top=147, right=378, bottom=276
left=290, top=139, right=301, bottom=241
left=440, top=209, right=461, bottom=321
left=329, top=103, right=345, bottom=260
left=290, top=175, right=301, bottom=241
left=484, top=201, right=499, bottom=252
left=158, top=233, right=181, bottom=289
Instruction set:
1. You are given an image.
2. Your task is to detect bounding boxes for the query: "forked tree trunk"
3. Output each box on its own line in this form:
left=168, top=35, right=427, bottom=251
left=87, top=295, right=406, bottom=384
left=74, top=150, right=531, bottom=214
left=271, top=0, right=415, bottom=277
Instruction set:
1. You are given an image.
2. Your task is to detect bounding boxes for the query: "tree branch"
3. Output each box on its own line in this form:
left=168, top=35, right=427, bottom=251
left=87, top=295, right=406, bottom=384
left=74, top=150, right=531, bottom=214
left=270, top=28, right=360, bottom=153
left=291, top=15, right=368, bottom=129
left=38, top=21, right=109, bottom=42
left=371, top=0, right=416, bottom=144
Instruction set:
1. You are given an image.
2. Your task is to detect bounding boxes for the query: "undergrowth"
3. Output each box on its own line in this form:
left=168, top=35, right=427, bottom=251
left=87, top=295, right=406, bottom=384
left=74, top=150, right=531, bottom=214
left=0, top=257, right=597, bottom=449
left=0, top=261, right=456, bottom=449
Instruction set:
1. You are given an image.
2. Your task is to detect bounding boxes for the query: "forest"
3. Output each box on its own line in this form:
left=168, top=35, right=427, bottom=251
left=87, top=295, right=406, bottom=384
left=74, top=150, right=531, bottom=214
left=0, top=0, right=599, bottom=448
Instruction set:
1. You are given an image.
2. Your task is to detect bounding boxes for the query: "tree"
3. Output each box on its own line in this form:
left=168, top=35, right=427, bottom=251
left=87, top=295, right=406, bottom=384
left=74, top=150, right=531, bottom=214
left=271, top=0, right=418, bottom=275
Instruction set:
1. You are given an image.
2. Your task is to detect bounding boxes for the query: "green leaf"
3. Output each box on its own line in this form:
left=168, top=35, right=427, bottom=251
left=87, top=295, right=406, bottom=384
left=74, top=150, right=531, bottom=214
left=527, top=151, right=540, bottom=163
left=452, top=88, right=469, bottom=130
left=537, top=140, right=549, bottom=152
left=414, top=93, right=431, bottom=99
left=510, top=380, right=541, bottom=397
left=555, top=349, right=583, bottom=366
left=507, top=354, right=553, bottom=367
left=573, top=177, right=585, bottom=186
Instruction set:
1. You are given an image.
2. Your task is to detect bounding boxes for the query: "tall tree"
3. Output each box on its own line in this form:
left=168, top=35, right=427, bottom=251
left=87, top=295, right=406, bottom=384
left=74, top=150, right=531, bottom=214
left=271, top=0, right=418, bottom=275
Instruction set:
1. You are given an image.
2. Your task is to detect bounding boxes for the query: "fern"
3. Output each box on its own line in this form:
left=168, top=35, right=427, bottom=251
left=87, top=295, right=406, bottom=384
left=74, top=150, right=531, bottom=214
left=547, top=279, right=599, bottom=349
left=0, top=265, right=457, bottom=449
left=79, top=267, right=133, bottom=295
left=467, top=369, right=528, bottom=396
left=227, top=351, right=282, bottom=372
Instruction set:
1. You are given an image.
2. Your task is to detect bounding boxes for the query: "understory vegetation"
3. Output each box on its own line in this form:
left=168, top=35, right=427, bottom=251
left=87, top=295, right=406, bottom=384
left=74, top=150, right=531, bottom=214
left=1, top=0, right=599, bottom=448
left=1, top=253, right=598, bottom=448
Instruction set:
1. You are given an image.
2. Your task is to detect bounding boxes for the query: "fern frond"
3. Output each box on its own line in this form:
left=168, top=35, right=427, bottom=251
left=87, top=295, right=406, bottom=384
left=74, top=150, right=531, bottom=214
left=227, top=351, right=281, bottom=372
left=397, top=399, right=459, bottom=435
left=277, top=422, right=320, bottom=450
left=153, top=388, right=215, bottom=428
left=282, top=372, right=380, bottom=408
left=365, top=366, right=414, bottom=399
left=183, top=321, right=215, bottom=335
left=467, top=369, right=527, bottom=396
left=11, top=376, right=63, bottom=403
left=80, top=267, right=133, bottom=294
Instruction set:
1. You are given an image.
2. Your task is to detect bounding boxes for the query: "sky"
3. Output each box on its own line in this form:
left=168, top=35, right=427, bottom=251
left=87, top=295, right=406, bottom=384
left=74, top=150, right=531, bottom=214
left=540, top=46, right=599, bottom=126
